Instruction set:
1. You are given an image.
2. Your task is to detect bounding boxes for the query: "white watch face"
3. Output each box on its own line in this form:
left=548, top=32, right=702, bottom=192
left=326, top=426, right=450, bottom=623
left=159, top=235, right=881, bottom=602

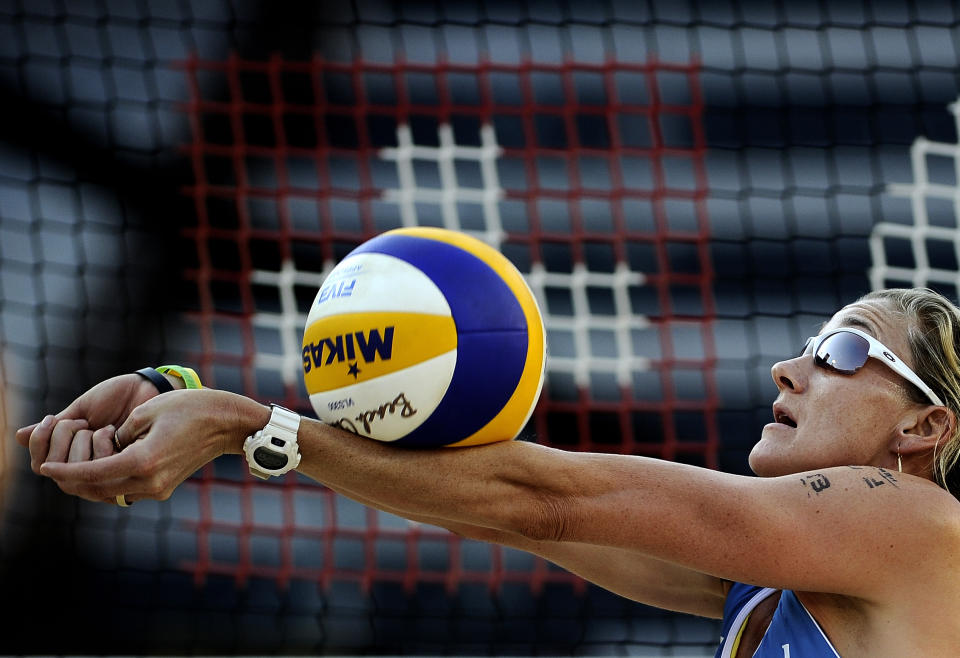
left=252, top=438, right=290, bottom=471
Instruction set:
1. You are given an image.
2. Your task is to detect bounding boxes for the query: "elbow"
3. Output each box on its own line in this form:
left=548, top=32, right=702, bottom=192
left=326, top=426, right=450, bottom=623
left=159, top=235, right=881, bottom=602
left=508, top=491, right=574, bottom=543
left=474, top=442, right=583, bottom=543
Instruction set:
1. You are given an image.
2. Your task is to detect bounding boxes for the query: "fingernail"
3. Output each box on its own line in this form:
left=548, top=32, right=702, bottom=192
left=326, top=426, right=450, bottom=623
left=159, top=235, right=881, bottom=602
left=40, top=416, right=53, bottom=429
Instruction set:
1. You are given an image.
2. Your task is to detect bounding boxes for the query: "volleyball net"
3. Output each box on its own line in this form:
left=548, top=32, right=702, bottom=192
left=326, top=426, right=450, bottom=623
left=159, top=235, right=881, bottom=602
left=178, top=52, right=718, bottom=458
left=163, top=50, right=721, bottom=655
left=2, top=2, right=959, bottom=655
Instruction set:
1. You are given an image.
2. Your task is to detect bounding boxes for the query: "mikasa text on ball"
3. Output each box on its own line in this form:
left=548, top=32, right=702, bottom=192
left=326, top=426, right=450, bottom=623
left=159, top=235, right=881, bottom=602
left=302, top=227, right=546, bottom=447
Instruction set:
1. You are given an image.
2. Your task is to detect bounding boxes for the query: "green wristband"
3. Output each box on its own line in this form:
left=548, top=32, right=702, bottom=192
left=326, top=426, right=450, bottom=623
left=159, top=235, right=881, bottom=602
left=156, top=365, right=203, bottom=389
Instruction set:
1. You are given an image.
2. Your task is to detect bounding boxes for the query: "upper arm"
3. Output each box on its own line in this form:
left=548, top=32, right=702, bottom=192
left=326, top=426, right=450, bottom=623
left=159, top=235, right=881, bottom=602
left=441, top=523, right=727, bottom=618
left=327, top=481, right=728, bottom=619
left=546, top=456, right=958, bottom=602
left=521, top=541, right=728, bottom=618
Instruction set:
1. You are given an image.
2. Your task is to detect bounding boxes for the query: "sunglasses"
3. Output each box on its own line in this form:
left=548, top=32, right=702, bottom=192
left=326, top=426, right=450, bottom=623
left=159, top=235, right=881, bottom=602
left=801, top=327, right=943, bottom=406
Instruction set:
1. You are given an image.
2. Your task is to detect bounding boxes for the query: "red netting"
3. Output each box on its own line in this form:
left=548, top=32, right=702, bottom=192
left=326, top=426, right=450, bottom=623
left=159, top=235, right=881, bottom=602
left=177, top=54, right=716, bottom=592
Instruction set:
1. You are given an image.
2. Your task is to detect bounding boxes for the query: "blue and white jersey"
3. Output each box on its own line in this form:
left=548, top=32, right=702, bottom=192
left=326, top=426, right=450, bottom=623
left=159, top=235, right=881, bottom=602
left=714, top=583, right=841, bottom=657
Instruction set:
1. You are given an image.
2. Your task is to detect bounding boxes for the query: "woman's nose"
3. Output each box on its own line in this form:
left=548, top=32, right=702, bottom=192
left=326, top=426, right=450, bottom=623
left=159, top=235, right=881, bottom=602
left=770, top=356, right=806, bottom=393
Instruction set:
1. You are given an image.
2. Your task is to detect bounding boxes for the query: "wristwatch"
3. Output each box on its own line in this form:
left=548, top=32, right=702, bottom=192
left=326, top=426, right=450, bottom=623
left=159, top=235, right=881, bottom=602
left=243, top=404, right=302, bottom=479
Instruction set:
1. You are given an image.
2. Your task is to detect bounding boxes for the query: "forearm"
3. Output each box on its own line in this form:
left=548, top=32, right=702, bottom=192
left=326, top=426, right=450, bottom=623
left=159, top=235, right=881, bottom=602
left=294, top=417, right=553, bottom=536
left=218, top=396, right=574, bottom=536
left=216, top=395, right=537, bottom=541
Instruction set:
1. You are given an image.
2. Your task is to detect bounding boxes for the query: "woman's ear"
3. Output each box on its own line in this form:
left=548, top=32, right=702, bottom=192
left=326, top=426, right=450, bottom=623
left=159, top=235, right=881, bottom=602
left=896, top=406, right=955, bottom=458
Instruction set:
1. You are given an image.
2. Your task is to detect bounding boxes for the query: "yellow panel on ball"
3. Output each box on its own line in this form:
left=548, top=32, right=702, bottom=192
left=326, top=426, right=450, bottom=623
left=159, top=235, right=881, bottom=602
left=302, top=311, right=457, bottom=392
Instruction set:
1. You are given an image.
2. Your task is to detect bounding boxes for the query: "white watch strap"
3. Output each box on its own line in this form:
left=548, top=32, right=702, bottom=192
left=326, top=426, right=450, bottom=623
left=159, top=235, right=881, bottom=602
left=268, top=404, right=301, bottom=439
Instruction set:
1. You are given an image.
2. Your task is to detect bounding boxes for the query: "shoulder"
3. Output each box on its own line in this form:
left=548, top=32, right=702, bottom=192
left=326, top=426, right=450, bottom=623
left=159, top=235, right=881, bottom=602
left=826, top=467, right=960, bottom=594
left=729, top=465, right=960, bottom=599
left=909, top=475, right=960, bottom=556
left=878, top=469, right=960, bottom=536
left=802, top=466, right=960, bottom=545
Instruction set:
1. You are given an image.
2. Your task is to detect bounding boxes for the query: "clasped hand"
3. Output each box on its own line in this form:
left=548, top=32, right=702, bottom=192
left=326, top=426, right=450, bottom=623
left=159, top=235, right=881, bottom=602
left=15, top=375, right=236, bottom=505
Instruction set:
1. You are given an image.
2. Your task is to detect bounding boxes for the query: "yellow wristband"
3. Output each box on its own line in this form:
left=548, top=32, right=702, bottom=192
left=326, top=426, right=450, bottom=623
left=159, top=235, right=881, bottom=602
left=156, top=365, right=203, bottom=389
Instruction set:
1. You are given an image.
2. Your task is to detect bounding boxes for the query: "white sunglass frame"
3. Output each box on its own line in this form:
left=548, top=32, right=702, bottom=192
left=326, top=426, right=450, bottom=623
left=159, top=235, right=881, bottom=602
left=802, top=327, right=944, bottom=407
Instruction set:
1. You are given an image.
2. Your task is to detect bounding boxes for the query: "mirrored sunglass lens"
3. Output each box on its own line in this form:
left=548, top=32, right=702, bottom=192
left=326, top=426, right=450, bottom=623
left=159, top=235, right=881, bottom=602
left=815, top=332, right=869, bottom=373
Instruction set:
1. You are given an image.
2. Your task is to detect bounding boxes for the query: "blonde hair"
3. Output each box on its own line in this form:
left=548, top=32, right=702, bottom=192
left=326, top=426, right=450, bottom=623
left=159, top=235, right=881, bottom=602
left=860, top=288, right=960, bottom=498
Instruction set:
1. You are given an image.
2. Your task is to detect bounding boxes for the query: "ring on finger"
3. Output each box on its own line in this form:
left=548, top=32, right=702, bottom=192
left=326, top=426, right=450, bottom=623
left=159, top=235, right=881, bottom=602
left=116, top=494, right=131, bottom=507
left=113, top=430, right=123, bottom=452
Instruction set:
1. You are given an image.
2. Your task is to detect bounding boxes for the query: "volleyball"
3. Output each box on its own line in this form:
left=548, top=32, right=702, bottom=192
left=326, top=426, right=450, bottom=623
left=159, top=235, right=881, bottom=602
left=302, top=227, right=546, bottom=447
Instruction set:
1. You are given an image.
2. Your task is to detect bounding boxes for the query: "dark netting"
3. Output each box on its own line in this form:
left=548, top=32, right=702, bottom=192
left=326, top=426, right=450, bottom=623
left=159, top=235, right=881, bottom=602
left=2, top=1, right=959, bottom=655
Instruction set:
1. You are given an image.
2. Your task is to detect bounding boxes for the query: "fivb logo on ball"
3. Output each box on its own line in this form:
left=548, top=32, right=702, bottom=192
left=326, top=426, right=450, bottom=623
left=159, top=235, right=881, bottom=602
left=301, top=227, right=546, bottom=448
left=302, top=264, right=397, bottom=380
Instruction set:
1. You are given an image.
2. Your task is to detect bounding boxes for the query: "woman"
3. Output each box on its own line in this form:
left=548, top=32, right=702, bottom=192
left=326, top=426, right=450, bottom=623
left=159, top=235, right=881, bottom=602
left=17, top=288, right=960, bottom=656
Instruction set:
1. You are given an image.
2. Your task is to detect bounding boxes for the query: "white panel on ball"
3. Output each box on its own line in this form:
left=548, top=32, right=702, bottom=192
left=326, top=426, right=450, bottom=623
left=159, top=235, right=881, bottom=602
left=309, top=350, right=458, bottom=441
left=307, top=253, right=452, bottom=322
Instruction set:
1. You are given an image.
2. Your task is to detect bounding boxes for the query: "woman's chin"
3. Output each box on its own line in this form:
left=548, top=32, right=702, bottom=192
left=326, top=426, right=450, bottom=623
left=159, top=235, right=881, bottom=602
left=747, top=439, right=795, bottom=478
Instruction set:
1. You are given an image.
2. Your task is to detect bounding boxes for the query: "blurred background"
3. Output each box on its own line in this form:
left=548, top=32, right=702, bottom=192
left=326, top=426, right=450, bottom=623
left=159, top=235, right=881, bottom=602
left=2, top=0, right=959, bottom=655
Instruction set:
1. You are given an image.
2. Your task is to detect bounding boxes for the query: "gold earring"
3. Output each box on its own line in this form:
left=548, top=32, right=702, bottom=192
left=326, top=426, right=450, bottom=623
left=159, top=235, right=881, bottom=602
left=897, top=442, right=903, bottom=473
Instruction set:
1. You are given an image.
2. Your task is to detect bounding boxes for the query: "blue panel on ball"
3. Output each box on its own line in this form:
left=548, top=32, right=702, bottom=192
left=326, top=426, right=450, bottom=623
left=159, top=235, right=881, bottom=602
left=395, top=330, right=529, bottom=447
left=350, top=233, right=526, bottom=331
left=350, top=232, right=532, bottom=446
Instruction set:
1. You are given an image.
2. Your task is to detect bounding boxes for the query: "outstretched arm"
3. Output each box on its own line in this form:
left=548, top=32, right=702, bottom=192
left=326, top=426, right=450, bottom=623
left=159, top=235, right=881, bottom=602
left=27, top=385, right=728, bottom=617
left=33, top=387, right=958, bottom=608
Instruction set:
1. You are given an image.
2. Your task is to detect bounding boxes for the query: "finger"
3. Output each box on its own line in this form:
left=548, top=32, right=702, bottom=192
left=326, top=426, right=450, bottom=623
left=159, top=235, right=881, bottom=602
left=16, top=422, right=41, bottom=447
left=92, top=425, right=116, bottom=459
left=113, top=424, right=130, bottom=451
left=45, top=466, right=141, bottom=505
left=40, top=450, right=137, bottom=484
left=68, top=429, right=94, bottom=463
left=26, top=415, right=56, bottom=471
left=45, top=418, right=89, bottom=465
left=47, top=471, right=132, bottom=504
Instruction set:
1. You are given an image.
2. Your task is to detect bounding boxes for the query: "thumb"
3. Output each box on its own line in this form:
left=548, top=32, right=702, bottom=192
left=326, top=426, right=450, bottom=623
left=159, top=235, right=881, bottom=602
left=115, top=405, right=155, bottom=450
left=16, top=394, right=90, bottom=446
